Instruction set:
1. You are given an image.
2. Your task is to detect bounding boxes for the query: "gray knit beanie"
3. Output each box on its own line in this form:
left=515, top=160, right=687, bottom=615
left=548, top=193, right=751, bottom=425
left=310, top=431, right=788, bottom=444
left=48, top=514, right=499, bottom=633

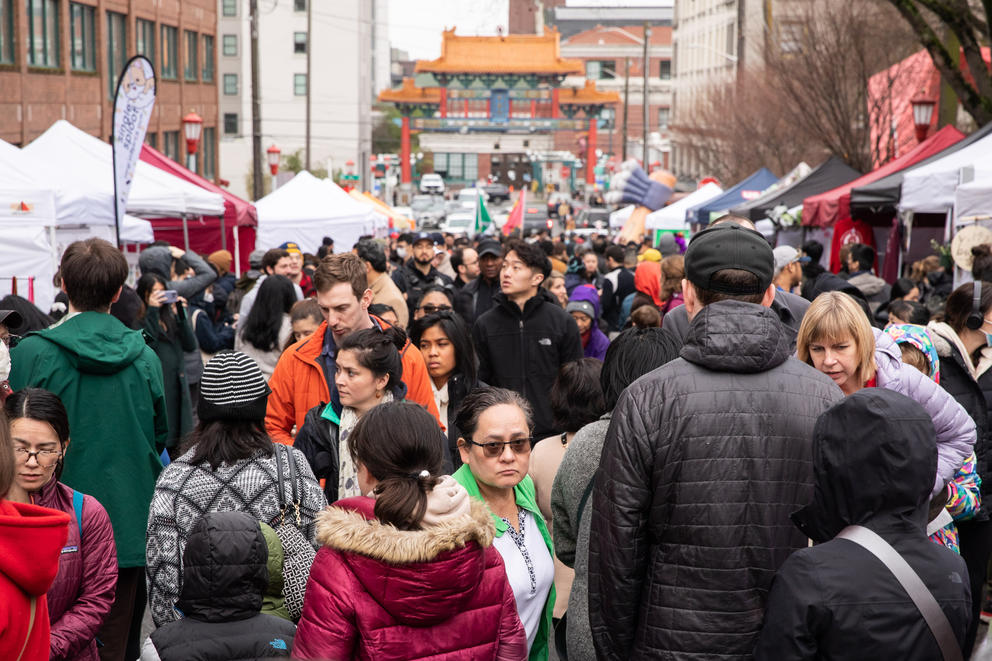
left=197, top=351, right=271, bottom=423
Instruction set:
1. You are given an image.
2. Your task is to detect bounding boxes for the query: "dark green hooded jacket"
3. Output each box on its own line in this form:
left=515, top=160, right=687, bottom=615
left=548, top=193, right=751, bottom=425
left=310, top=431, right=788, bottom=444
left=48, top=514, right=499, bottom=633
left=10, top=311, right=168, bottom=568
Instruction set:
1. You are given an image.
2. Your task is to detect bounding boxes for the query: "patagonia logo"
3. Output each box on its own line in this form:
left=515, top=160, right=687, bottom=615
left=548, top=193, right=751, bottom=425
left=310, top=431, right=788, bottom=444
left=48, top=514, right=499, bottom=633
left=269, top=638, right=288, bottom=651
left=538, top=338, right=552, bottom=346
left=61, top=545, right=78, bottom=554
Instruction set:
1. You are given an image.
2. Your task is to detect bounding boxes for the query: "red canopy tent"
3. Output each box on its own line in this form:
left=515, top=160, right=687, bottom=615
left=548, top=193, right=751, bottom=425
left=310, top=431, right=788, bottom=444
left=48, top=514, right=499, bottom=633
left=802, top=124, right=964, bottom=229
left=139, top=145, right=257, bottom=274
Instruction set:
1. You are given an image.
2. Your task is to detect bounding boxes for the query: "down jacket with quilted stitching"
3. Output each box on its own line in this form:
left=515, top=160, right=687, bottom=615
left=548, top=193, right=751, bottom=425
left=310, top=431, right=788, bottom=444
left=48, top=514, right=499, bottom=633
left=589, top=299, right=843, bottom=661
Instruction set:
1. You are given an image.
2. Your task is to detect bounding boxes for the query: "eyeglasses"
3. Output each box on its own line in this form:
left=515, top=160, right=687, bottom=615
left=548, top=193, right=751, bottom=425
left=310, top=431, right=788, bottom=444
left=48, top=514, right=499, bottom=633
left=418, top=304, right=452, bottom=315
left=466, top=438, right=532, bottom=458
left=0, top=334, right=21, bottom=348
left=14, top=447, right=61, bottom=467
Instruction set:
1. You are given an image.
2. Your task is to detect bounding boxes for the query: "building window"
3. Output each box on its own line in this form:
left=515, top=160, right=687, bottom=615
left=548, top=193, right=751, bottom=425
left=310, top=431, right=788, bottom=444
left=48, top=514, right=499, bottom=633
left=223, top=112, right=238, bottom=135
left=161, top=25, right=177, bottom=79
left=659, top=59, right=671, bottom=80
left=294, top=73, right=306, bottom=96
left=222, top=34, right=237, bottom=56
left=778, top=20, right=803, bottom=54
left=69, top=3, right=95, bottom=72
left=136, top=18, right=155, bottom=62
left=293, top=31, right=306, bottom=54
left=222, top=0, right=237, bottom=17
left=224, top=73, right=238, bottom=95
left=585, top=60, right=614, bottom=80
left=201, top=35, right=214, bottom=82
left=434, top=153, right=477, bottom=181
left=145, top=132, right=157, bottom=149
left=26, top=0, right=60, bottom=68
left=163, top=130, right=180, bottom=163
left=202, top=127, right=216, bottom=180
left=106, top=12, right=126, bottom=97
left=0, top=0, right=14, bottom=64
left=657, top=107, right=670, bottom=128
left=184, top=30, right=198, bottom=81
left=294, top=0, right=306, bottom=11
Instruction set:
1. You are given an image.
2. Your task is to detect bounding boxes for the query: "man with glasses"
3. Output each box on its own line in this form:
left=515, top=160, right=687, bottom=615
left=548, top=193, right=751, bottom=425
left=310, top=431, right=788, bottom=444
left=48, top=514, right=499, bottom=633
left=471, top=239, right=582, bottom=440
left=10, top=238, right=168, bottom=661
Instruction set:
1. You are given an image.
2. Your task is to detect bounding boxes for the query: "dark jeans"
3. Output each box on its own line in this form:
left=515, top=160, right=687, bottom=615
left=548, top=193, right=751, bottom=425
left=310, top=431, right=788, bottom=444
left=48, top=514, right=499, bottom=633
left=958, top=519, right=992, bottom=657
left=97, top=566, right=146, bottom=661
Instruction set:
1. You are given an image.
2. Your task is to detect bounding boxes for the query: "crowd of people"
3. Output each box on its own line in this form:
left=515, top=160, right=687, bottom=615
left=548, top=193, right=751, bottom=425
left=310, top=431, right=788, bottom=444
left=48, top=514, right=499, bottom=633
left=0, top=212, right=989, bottom=660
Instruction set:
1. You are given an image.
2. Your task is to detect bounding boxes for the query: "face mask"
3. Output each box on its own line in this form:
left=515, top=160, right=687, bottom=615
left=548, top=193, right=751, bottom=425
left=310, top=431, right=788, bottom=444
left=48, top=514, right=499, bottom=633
left=203, top=290, right=214, bottom=304
left=0, top=340, right=9, bottom=382
left=396, top=247, right=407, bottom=259
left=986, top=333, right=992, bottom=349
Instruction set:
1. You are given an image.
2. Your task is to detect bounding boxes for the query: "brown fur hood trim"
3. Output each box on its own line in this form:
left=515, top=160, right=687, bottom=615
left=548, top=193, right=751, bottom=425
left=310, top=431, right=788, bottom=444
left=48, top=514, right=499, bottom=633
left=315, top=499, right=495, bottom=564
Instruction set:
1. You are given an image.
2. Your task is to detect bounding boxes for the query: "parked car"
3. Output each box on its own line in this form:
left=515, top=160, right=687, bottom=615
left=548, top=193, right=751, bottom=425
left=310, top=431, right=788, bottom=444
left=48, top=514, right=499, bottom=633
left=454, top=187, right=489, bottom=210
left=575, top=207, right=610, bottom=229
left=419, top=173, right=445, bottom=194
left=411, top=195, right=445, bottom=229
left=442, top=211, right=475, bottom=235
left=482, top=182, right=510, bottom=203
left=522, top=205, right=554, bottom=236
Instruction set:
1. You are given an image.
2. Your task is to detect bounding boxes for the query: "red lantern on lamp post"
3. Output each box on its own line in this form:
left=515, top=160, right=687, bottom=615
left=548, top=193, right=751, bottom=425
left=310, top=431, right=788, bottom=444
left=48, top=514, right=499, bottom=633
left=911, top=91, right=936, bottom=143
left=182, top=111, right=203, bottom=171
left=266, top=145, right=281, bottom=176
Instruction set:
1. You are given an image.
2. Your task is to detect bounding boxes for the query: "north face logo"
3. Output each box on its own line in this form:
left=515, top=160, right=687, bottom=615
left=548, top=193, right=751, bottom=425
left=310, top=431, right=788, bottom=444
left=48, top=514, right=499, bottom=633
left=539, top=338, right=552, bottom=346
left=269, top=638, right=288, bottom=650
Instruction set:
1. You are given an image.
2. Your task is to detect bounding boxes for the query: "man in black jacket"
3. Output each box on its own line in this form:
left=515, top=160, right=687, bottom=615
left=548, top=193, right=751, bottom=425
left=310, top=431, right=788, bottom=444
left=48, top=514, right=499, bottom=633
left=589, top=223, right=842, bottom=661
left=755, top=389, right=971, bottom=660
left=454, top=239, right=503, bottom=326
left=600, top=245, right=636, bottom=331
left=391, top=232, right=453, bottom=321
left=472, top=239, right=583, bottom=440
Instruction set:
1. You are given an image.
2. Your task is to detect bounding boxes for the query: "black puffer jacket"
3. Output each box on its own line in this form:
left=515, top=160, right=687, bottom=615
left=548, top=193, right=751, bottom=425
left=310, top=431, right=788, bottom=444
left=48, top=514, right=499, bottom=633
left=662, top=288, right=810, bottom=349
left=755, top=389, right=971, bottom=660
left=144, top=511, right=296, bottom=661
left=472, top=289, right=583, bottom=439
left=589, top=300, right=842, bottom=660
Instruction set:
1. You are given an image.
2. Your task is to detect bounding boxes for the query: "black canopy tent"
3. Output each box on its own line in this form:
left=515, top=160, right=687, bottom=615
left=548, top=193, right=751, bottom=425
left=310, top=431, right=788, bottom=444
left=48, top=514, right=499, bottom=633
left=730, top=155, right=861, bottom=221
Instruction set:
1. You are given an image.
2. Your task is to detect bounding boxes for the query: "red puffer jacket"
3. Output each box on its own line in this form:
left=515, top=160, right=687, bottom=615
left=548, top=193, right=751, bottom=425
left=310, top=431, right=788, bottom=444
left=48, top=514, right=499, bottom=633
left=0, top=498, right=69, bottom=661
left=292, top=497, right=527, bottom=661
left=32, top=480, right=117, bottom=661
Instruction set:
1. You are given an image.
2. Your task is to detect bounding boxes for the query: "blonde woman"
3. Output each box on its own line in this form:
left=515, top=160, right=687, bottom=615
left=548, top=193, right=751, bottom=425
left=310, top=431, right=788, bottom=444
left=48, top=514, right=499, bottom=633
left=795, top=291, right=975, bottom=496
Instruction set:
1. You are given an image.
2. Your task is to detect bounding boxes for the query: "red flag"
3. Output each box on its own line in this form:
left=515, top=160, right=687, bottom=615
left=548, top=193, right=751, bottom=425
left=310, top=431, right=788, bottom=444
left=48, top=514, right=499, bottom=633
left=502, top=188, right=525, bottom=235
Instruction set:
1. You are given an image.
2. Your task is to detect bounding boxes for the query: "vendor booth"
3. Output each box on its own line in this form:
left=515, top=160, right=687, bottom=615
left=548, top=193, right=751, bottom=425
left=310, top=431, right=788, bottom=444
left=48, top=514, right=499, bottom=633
left=731, top=156, right=861, bottom=222
left=646, top=182, right=723, bottom=231
left=255, top=171, right=389, bottom=254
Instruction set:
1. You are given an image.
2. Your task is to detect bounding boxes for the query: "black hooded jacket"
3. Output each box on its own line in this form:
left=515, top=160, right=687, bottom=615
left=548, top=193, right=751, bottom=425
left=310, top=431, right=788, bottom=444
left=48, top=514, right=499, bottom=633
left=589, top=300, right=842, bottom=661
left=147, top=511, right=296, bottom=661
left=471, top=288, right=583, bottom=439
left=755, top=389, right=971, bottom=660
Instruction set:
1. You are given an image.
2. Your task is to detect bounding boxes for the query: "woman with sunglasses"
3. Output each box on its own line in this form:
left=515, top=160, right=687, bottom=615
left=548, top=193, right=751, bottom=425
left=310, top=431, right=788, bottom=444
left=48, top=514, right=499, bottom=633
left=412, top=286, right=454, bottom=323
left=4, top=388, right=117, bottom=661
left=453, top=386, right=555, bottom=661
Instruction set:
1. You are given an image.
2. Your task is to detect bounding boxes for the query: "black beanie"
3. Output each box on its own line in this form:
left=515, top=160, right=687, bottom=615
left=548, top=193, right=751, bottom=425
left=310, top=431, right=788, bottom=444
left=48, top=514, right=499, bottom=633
left=197, top=351, right=271, bottom=423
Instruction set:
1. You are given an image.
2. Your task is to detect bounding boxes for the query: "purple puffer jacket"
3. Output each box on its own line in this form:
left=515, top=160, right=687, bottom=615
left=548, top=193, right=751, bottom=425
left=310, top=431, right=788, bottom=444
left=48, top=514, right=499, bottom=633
left=874, top=328, right=977, bottom=496
left=32, top=479, right=118, bottom=661
left=570, top=284, right=610, bottom=360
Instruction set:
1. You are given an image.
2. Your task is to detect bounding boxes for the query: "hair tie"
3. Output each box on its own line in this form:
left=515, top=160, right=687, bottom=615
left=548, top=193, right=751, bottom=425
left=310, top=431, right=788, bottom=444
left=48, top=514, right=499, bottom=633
left=410, top=469, right=429, bottom=480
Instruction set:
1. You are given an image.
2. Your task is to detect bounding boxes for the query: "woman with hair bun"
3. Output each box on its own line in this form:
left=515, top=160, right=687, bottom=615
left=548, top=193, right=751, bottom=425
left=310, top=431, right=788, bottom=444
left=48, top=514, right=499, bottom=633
left=292, top=401, right=527, bottom=660
left=294, top=326, right=413, bottom=502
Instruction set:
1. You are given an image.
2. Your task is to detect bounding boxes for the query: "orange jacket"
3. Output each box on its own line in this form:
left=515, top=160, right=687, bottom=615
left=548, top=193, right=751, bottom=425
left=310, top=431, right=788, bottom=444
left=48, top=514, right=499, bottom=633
left=265, top=317, right=442, bottom=445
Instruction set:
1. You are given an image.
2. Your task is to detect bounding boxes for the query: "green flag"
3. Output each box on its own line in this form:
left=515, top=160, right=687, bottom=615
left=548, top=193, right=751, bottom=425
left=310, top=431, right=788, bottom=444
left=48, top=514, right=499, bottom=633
left=474, top=190, right=492, bottom=235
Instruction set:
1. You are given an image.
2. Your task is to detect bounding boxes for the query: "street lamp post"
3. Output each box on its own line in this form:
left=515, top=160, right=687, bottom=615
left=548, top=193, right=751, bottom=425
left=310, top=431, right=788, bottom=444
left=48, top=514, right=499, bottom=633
left=182, top=110, right=203, bottom=172
left=267, top=144, right=281, bottom=176
left=911, top=91, right=936, bottom=143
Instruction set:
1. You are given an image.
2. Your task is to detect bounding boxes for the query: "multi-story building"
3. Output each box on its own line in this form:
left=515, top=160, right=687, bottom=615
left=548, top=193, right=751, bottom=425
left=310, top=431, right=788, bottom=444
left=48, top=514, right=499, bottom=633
left=218, top=0, right=386, bottom=199
left=559, top=24, right=672, bottom=169
left=0, top=0, right=218, bottom=177
left=671, top=0, right=799, bottom=182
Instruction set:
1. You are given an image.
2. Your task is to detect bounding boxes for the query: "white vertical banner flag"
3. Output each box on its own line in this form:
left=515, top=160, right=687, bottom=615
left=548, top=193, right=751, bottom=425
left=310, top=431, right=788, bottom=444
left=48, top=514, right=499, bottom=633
left=112, top=55, right=157, bottom=246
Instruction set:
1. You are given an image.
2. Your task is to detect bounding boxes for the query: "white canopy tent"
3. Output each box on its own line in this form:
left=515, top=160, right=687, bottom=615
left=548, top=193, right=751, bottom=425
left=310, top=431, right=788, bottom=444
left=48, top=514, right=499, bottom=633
left=609, top=205, right=634, bottom=229
left=0, top=224, right=58, bottom=311
left=23, top=120, right=224, bottom=218
left=0, top=138, right=153, bottom=243
left=645, top=183, right=724, bottom=230
left=900, top=129, right=992, bottom=214
left=255, top=171, right=389, bottom=253
left=955, top=179, right=992, bottom=225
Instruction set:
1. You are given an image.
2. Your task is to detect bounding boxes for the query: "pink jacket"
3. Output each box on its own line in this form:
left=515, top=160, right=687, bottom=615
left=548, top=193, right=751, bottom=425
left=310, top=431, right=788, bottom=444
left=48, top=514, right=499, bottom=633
left=293, top=496, right=527, bottom=661
left=31, top=480, right=117, bottom=661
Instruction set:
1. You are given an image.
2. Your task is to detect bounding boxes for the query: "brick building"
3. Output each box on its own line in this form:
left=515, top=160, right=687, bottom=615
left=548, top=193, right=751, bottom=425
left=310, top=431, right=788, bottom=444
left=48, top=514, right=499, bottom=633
left=0, top=0, right=218, bottom=179
left=558, top=24, right=672, bottom=169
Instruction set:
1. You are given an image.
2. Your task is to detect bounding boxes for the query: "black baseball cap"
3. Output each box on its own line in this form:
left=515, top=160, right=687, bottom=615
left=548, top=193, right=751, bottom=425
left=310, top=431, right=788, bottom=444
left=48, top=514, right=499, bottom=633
left=0, top=309, right=22, bottom=329
left=412, top=231, right=436, bottom=245
left=684, top=223, right=773, bottom=295
left=477, top=240, right=502, bottom=258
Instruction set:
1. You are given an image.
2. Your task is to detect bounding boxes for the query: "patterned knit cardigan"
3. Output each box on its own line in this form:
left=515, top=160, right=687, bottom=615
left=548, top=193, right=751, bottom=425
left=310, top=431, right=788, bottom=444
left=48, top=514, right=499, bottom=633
left=145, top=445, right=327, bottom=626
